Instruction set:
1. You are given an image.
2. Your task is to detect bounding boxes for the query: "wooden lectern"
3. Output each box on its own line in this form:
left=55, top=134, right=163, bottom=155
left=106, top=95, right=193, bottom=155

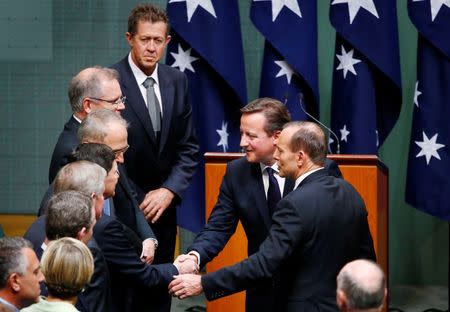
left=204, top=153, right=388, bottom=312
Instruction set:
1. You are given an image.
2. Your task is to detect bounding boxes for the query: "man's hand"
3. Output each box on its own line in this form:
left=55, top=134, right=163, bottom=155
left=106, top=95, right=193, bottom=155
left=140, top=238, right=156, bottom=264
left=139, top=188, right=175, bottom=223
left=174, top=254, right=199, bottom=274
left=168, top=274, right=203, bottom=299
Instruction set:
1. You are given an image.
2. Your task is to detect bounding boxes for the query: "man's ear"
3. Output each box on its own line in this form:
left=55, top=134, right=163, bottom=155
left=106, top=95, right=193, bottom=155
left=82, top=98, right=93, bottom=114
left=77, top=227, right=87, bottom=241
left=272, top=130, right=281, bottom=145
left=336, top=289, right=347, bottom=311
left=9, top=272, right=21, bottom=292
left=296, top=150, right=305, bottom=166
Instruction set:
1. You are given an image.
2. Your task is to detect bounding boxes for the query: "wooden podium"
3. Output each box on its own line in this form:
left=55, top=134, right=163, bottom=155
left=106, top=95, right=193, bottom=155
left=204, top=153, right=388, bottom=312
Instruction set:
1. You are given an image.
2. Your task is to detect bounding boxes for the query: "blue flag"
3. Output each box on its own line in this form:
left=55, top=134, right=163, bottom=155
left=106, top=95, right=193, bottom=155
left=329, top=0, right=402, bottom=154
left=405, top=0, right=450, bottom=220
left=251, top=0, right=319, bottom=120
left=166, top=0, right=247, bottom=232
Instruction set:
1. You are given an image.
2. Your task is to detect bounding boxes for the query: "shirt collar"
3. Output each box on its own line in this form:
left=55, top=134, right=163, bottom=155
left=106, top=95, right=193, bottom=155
left=294, top=167, right=324, bottom=189
left=260, top=162, right=279, bottom=174
left=128, top=53, right=159, bottom=87
left=0, top=297, right=19, bottom=312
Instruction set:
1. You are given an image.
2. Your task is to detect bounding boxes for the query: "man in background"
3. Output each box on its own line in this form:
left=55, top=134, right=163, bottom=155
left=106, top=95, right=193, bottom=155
left=112, top=3, right=199, bottom=264
left=0, top=237, right=44, bottom=311
left=336, top=260, right=387, bottom=312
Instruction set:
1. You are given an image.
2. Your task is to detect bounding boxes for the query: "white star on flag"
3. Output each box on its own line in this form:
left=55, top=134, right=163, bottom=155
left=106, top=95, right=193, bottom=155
left=340, top=125, right=350, bottom=142
left=415, top=131, right=445, bottom=165
left=413, top=81, right=422, bottom=107
left=274, top=60, right=295, bottom=84
left=216, top=121, right=229, bottom=152
left=253, top=0, right=302, bottom=22
left=375, top=130, right=379, bottom=147
left=412, top=0, right=450, bottom=21
left=336, top=46, right=361, bottom=79
left=331, top=0, right=379, bottom=24
left=169, top=0, right=217, bottom=22
left=170, top=45, right=199, bottom=73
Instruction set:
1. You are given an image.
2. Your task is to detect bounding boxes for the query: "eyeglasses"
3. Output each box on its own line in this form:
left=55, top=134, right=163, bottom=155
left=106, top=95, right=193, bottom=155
left=112, top=144, right=129, bottom=156
left=89, top=96, right=126, bottom=109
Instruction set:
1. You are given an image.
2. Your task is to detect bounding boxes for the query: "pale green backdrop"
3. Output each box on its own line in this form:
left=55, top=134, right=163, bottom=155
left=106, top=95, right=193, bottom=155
left=0, top=0, right=447, bottom=287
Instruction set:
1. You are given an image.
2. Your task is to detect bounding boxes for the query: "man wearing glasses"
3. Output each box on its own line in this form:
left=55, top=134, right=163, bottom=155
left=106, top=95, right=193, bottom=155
left=46, top=68, right=157, bottom=264
left=48, top=66, right=125, bottom=183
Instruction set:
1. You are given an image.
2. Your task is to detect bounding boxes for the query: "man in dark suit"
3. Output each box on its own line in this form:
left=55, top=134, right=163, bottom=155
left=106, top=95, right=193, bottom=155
left=170, top=121, right=376, bottom=312
left=25, top=163, right=112, bottom=312
left=174, top=98, right=342, bottom=312
left=47, top=70, right=157, bottom=262
left=48, top=66, right=125, bottom=184
left=112, top=3, right=199, bottom=264
left=77, top=109, right=159, bottom=263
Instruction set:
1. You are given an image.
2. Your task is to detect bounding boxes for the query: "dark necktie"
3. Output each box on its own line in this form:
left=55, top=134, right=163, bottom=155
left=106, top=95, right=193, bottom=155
left=266, top=167, right=281, bottom=217
left=142, top=77, right=161, bottom=138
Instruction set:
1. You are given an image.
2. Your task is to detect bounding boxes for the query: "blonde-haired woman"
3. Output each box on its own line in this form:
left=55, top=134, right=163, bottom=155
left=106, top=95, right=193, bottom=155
left=21, top=237, right=94, bottom=312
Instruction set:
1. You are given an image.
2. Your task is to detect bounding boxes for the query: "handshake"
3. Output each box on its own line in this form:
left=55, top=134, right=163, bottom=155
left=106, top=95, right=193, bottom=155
left=170, top=253, right=203, bottom=299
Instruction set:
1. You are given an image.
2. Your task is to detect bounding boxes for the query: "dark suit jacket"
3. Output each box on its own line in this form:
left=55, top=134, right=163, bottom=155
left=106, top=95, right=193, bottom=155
left=112, top=58, right=199, bottom=263
left=48, top=116, right=79, bottom=183
left=93, top=215, right=178, bottom=312
left=188, top=157, right=341, bottom=312
left=23, top=216, right=112, bottom=312
left=44, top=116, right=154, bottom=241
left=201, top=169, right=375, bottom=312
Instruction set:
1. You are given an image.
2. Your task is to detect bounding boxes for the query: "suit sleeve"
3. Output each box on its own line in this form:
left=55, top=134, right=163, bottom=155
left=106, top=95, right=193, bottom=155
left=96, top=218, right=178, bottom=289
left=187, top=164, right=239, bottom=266
left=76, top=246, right=109, bottom=312
left=201, top=199, right=305, bottom=300
left=161, top=74, right=199, bottom=199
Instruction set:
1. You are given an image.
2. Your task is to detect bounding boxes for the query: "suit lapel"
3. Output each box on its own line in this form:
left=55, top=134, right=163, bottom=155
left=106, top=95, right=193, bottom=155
left=119, top=58, right=158, bottom=146
left=157, top=65, right=174, bottom=155
left=117, top=165, right=134, bottom=201
left=250, top=163, right=272, bottom=230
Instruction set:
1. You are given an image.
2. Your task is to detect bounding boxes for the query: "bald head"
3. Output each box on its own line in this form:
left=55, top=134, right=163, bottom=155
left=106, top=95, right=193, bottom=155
left=336, top=260, right=386, bottom=312
left=68, top=66, right=119, bottom=114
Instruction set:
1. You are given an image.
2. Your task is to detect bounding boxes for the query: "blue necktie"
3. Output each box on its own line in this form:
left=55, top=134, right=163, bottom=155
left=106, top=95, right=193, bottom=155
left=266, top=167, right=281, bottom=217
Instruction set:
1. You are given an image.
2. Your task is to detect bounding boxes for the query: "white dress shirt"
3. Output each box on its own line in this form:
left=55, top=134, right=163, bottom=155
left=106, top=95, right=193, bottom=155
left=127, top=53, right=163, bottom=116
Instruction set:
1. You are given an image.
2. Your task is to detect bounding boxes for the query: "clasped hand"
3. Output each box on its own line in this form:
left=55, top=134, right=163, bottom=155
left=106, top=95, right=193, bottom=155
left=170, top=254, right=202, bottom=299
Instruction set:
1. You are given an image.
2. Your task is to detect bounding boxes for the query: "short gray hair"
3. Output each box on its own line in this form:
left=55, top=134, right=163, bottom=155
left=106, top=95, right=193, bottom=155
left=53, top=160, right=106, bottom=196
left=46, top=191, right=94, bottom=241
left=68, top=66, right=119, bottom=113
left=0, top=237, right=32, bottom=288
left=78, top=108, right=128, bottom=143
left=337, top=260, right=386, bottom=310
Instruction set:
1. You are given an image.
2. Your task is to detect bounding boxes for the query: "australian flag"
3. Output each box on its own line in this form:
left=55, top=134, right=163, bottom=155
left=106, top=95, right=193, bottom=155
left=251, top=0, right=319, bottom=120
left=405, top=0, right=450, bottom=220
left=329, top=0, right=401, bottom=154
left=166, top=0, right=247, bottom=232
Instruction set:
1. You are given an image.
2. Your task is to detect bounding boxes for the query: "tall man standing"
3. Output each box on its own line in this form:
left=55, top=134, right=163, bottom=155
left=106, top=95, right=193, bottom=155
left=170, top=121, right=376, bottom=312
left=112, top=3, right=199, bottom=263
left=176, top=98, right=342, bottom=312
